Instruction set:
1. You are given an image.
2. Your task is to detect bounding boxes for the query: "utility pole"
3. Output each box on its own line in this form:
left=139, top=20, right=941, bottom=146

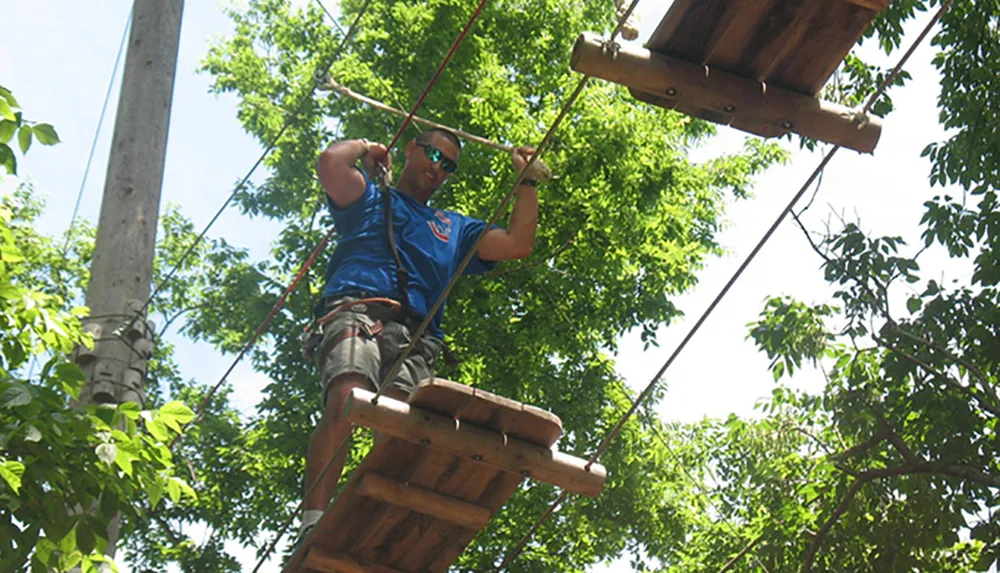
left=72, top=0, right=184, bottom=558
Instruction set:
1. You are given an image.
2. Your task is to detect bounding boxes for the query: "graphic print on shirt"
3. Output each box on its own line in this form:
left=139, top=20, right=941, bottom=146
left=428, top=210, right=452, bottom=243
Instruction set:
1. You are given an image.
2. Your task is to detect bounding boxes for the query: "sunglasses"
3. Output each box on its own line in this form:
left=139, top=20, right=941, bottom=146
left=416, top=142, right=458, bottom=174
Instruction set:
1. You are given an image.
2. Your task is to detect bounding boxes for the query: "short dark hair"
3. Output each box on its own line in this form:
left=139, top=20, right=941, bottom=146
left=416, top=127, right=461, bottom=151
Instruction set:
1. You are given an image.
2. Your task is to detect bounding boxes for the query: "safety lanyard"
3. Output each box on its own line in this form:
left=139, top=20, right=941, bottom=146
left=374, top=164, right=410, bottom=313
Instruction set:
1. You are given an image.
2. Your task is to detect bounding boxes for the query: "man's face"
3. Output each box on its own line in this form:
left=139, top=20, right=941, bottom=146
left=403, top=133, right=460, bottom=200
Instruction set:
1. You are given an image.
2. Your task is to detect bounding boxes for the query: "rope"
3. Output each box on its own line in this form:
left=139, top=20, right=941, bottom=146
left=532, top=281, right=772, bottom=572
left=27, top=6, right=134, bottom=382
left=311, top=0, right=421, bottom=135
left=493, top=2, right=952, bottom=569
left=384, top=0, right=490, bottom=154
left=63, top=6, right=132, bottom=254
left=321, top=79, right=515, bottom=153
left=167, top=226, right=337, bottom=449
left=111, top=0, right=378, bottom=344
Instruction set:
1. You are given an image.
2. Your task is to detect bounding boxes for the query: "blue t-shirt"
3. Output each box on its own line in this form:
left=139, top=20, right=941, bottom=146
left=321, top=171, right=497, bottom=338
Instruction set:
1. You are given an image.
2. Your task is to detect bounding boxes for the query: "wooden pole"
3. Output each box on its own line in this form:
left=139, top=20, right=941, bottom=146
left=343, top=389, right=607, bottom=497
left=72, top=0, right=184, bottom=560
left=319, top=77, right=552, bottom=181
left=570, top=31, right=882, bottom=153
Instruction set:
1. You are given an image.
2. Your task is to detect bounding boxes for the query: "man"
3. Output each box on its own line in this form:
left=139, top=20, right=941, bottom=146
left=297, top=127, right=539, bottom=544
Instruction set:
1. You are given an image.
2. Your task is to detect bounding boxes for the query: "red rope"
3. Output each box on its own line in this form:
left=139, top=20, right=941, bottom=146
left=170, top=226, right=336, bottom=449
left=384, top=0, right=490, bottom=154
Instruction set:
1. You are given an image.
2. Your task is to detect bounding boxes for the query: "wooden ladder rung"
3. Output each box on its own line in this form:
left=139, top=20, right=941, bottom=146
left=357, top=472, right=492, bottom=530
left=304, top=548, right=404, bottom=573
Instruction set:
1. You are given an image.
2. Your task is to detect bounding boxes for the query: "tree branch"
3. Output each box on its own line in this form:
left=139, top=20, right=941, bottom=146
left=874, top=333, right=1000, bottom=417
left=717, top=534, right=763, bottom=573
left=801, top=478, right=867, bottom=573
left=889, top=323, right=1000, bottom=412
left=858, top=462, right=1000, bottom=489
left=152, top=511, right=185, bottom=546
left=830, top=430, right=889, bottom=462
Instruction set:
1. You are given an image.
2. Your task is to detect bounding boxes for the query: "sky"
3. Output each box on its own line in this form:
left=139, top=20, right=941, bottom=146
left=0, top=1, right=970, bottom=571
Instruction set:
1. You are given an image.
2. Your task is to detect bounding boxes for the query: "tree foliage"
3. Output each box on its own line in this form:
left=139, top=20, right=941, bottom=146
left=8, top=0, right=998, bottom=571
left=710, top=1, right=1000, bottom=571
left=0, top=187, right=198, bottom=572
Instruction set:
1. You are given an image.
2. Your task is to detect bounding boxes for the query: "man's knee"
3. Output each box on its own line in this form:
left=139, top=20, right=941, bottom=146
left=322, top=373, right=374, bottom=421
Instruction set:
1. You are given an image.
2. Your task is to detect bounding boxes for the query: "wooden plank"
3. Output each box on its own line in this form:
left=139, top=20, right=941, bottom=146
left=571, top=31, right=882, bottom=153
left=344, top=388, right=607, bottom=497
left=645, top=0, right=732, bottom=62
left=408, top=379, right=563, bottom=447
left=646, top=0, right=886, bottom=98
left=319, top=438, right=423, bottom=555
left=768, top=1, right=878, bottom=95
left=697, top=0, right=780, bottom=73
left=304, top=547, right=404, bottom=573
left=423, top=470, right=525, bottom=571
left=735, top=0, right=827, bottom=87
left=390, top=461, right=500, bottom=570
left=349, top=449, right=441, bottom=564
left=845, top=0, right=890, bottom=11
left=357, top=473, right=492, bottom=530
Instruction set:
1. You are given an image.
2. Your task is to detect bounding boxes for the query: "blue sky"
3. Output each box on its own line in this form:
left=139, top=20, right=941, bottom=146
left=0, top=1, right=968, bottom=571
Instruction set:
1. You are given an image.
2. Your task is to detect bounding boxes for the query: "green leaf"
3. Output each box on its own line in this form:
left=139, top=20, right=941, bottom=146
left=974, top=552, right=996, bottom=572
left=32, top=123, right=60, bottom=145
left=0, top=86, right=20, bottom=108
left=23, top=424, right=42, bottom=443
left=772, top=360, right=785, bottom=381
left=1, top=243, right=24, bottom=263
left=95, top=443, right=116, bottom=466
left=166, top=477, right=182, bottom=503
left=171, top=476, right=197, bottom=502
left=147, top=477, right=164, bottom=510
left=118, top=401, right=141, bottom=420
left=156, top=401, right=195, bottom=434
left=0, top=384, right=32, bottom=408
left=0, top=120, right=15, bottom=144
left=34, top=537, right=56, bottom=565
left=144, top=417, right=170, bottom=442
left=77, top=521, right=96, bottom=555
left=58, top=525, right=77, bottom=555
left=0, top=460, right=25, bottom=494
left=17, top=125, right=31, bottom=154
left=906, top=296, right=922, bottom=314
left=0, top=99, right=14, bottom=121
left=113, top=440, right=140, bottom=477
left=0, top=144, right=15, bottom=175
left=99, top=489, right=119, bottom=520
left=53, top=362, right=86, bottom=397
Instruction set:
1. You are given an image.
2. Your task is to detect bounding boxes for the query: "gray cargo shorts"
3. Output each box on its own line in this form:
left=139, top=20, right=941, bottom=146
left=313, top=297, right=442, bottom=406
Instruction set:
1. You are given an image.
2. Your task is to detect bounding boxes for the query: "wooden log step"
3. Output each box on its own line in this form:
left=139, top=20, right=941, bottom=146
left=571, top=31, right=881, bottom=153
left=344, top=387, right=606, bottom=497
left=304, top=548, right=404, bottom=573
left=356, top=473, right=492, bottom=530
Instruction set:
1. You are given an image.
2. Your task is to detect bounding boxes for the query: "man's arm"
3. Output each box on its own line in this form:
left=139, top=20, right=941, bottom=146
left=316, top=138, right=390, bottom=209
left=478, top=147, right=539, bottom=261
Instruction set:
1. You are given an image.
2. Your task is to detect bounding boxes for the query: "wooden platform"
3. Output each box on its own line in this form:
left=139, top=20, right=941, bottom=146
left=281, top=379, right=606, bottom=573
left=571, top=0, right=891, bottom=152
